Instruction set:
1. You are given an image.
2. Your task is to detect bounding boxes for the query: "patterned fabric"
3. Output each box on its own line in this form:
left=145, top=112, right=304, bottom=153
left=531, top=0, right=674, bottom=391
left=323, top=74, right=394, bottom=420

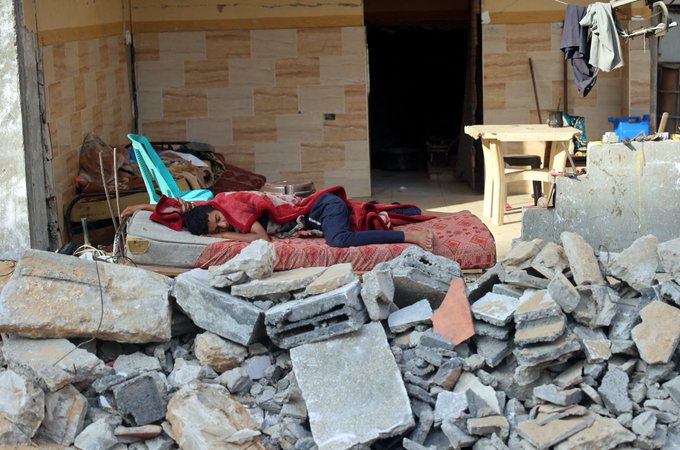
left=211, top=154, right=267, bottom=192
left=195, top=211, right=496, bottom=271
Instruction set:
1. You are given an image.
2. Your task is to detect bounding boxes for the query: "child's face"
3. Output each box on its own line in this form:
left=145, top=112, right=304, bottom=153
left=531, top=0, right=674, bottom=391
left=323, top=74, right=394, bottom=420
left=207, top=210, right=230, bottom=234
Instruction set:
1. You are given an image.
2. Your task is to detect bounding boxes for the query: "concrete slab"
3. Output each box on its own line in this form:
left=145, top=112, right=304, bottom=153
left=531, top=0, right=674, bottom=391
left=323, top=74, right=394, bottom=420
left=471, top=292, right=521, bottom=326
left=231, top=266, right=326, bottom=298
left=304, top=263, right=357, bottom=296
left=360, top=267, right=395, bottom=321
left=632, top=300, right=680, bottom=364
left=290, top=322, right=414, bottom=449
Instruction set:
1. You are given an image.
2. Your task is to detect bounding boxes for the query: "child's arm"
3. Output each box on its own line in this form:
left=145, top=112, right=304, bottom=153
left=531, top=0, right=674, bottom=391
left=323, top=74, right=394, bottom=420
left=211, top=220, right=272, bottom=243
left=121, top=204, right=154, bottom=218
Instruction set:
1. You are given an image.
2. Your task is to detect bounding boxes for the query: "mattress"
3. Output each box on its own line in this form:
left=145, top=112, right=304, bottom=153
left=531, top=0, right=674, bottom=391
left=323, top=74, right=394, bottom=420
left=125, top=207, right=496, bottom=271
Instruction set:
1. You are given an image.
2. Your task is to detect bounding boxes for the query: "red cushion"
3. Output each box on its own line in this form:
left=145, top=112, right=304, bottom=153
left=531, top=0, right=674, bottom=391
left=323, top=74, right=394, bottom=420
left=194, top=211, right=496, bottom=271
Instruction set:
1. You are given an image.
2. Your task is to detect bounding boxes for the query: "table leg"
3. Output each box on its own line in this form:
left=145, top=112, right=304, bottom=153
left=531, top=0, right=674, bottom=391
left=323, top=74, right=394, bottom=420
left=492, top=140, right=506, bottom=226
left=481, top=139, right=495, bottom=220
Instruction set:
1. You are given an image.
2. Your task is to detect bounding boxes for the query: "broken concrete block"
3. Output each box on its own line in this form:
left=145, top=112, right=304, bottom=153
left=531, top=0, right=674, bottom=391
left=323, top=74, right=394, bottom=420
left=553, top=413, right=636, bottom=450
left=632, top=300, right=680, bottom=364
left=114, top=424, right=162, bottom=443
left=660, top=280, right=680, bottom=307
left=246, top=355, right=271, bottom=380
left=517, top=414, right=595, bottom=450
left=430, top=358, right=463, bottom=390
left=554, top=362, right=583, bottom=389
left=659, top=237, right=680, bottom=281
left=434, top=391, right=468, bottom=426
left=0, top=249, right=172, bottom=343
left=531, top=241, right=569, bottom=279
left=548, top=272, right=580, bottom=313
left=216, top=367, right=251, bottom=394
left=474, top=321, right=512, bottom=340
left=209, top=239, right=275, bottom=287
left=388, top=299, right=433, bottom=333
left=572, top=285, right=620, bottom=328
left=112, top=373, right=167, bottom=426
left=166, top=380, right=261, bottom=448
left=441, top=421, right=477, bottom=449
left=632, top=411, right=657, bottom=439
left=231, top=266, right=326, bottom=298
left=168, top=358, right=216, bottom=387
left=535, top=404, right=587, bottom=425
left=173, top=269, right=264, bottom=346
left=471, top=292, right=521, bottom=326
left=514, top=314, right=566, bottom=346
left=608, top=296, right=644, bottom=342
left=533, top=384, right=582, bottom=406
left=454, top=372, right=501, bottom=415
left=194, top=331, right=248, bottom=373
left=502, top=238, right=544, bottom=268
left=608, top=235, right=659, bottom=292
left=466, top=263, right=503, bottom=303
left=265, top=281, right=368, bottom=349
left=560, top=232, right=605, bottom=286
left=514, top=291, right=562, bottom=323
left=303, top=263, right=357, bottom=296
left=513, top=331, right=581, bottom=366
left=432, top=277, right=474, bottom=345
left=502, top=270, right=550, bottom=290
left=0, top=369, right=44, bottom=443
left=597, top=368, right=633, bottom=415
left=2, top=335, right=111, bottom=392
left=74, top=418, right=118, bottom=450
left=572, top=325, right=611, bottom=363
left=290, top=322, right=414, bottom=449
left=475, top=336, right=513, bottom=368
left=492, top=283, right=524, bottom=298
left=36, top=384, right=87, bottom=446
left=662, top=375, right=680, bottom=406
left=467, top=415, right=509, bottom=438
left=113, top=352, right=162, bottom=375
left=360, top=267, right=395, bottom=321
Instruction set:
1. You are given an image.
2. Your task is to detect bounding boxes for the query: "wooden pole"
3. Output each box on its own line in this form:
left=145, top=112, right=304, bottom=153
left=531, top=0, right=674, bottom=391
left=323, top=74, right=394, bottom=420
left=529, top=57, right=542, bottom=124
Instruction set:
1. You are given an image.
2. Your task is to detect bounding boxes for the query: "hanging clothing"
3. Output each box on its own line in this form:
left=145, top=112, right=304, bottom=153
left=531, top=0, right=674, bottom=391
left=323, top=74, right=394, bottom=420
left=579, top=2, right=624, bottom=72
left=560, top=4, right=598, bottom=97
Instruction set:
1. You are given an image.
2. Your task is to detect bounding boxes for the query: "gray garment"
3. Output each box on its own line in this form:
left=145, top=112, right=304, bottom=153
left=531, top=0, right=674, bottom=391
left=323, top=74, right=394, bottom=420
left=579, top=2, right=623, bottom=72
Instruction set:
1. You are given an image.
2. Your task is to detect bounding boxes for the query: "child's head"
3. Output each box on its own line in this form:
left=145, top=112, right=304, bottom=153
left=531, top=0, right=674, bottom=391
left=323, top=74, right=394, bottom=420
left=184, top=205, right=231, bottom=235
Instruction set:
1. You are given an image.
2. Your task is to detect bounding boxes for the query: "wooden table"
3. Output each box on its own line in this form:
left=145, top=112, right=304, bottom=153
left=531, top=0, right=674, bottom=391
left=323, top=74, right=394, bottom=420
left=464, top=124, right=581, bottom=226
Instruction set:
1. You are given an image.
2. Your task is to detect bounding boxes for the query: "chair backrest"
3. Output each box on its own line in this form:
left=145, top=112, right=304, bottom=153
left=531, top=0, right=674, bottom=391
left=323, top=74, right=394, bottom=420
left=127, top=134, right=181, bottom=203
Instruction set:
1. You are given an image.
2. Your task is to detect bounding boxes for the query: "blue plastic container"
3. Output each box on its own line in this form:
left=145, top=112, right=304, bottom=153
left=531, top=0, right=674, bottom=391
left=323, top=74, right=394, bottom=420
left=608, top=115, right=650, bottom=139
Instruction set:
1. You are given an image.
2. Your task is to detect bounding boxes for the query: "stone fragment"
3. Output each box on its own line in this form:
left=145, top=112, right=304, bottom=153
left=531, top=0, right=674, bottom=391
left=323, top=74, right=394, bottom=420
left=502, top=239, right=544, bottom=268
left=0, top=250, right=172, bottom=343
left=660, top=280, right=680, bottom=306
left=531, top=241, right=569, bottom=279
left=304, top=263, right=357, bottom=296
left=548, top=272, right=580, bottom=313
left=74, top=418, right=118, bottom=450
left=246, top=355, right=271, bottom=380
left=441, top=422, right=477, bottom=448
left=553, top=413, right=636, bottom=450
left=475, top=336, right=513, bottom=368
left=517, top=414, right=595, bottom=450
left=664, top=375, right=680, bottom=406
left=492, top=283, right=524, bottom=298
left=388, top=300, right=433, bottom=333
left=474, top=321, right=512, bottom=340
left=466, top=263, right=503, bottom=303
left=514, top=315, right=566, bottom=346
left=36, top=384, right=87, bottom=446
left=194, top=331, right=248, bottom=373
left=231, top=266, right=326, bottom=298
left=608, top=296, right=643, bottom=342
left=403, top=437, right=437, bottom=450
left=597, top=368, right=633, bottom=415
left=360, top=267, right=395, bottom=321
left=571, top=285, right=619, bottom=328
left=0, top=369, right=44, bottom=443
left=471, top=292, right=520, bottom=326
left=265, top=281, right=368, bottom=348
left=168, top=358, right=216, bottom=387
left=572, top=326, right=612, bottom=363
left=467, top=415, right=509, bottom=438
left=535, top=404, right=587, bottom=425
left=419, top=330, right=456, bottom=351
left=291, top=322, right=413, bottom=449
left=533, top=384, right=582, bottom=406
left=114, top=424, right=162, bottom=442
left=216, top=367, right=251, bottom=394
left=2, top=335, right=111, bottom=392
left=513, top=331, right=581, bottom=366
left=112, top=373, right=167, bottom=426
left=608, top=235, right=658, bottom=291
left=514, top=291, right=561, bottom=323
left=173, top=269, right=264, bottom=346
left=502, top=270, right=550, bottom=289
left=166, top=380, right=262, bottom=448
left=632, top=301, right=680, bottom=364
left=560, top=232, right=605, bottom=285
left=432, top=277, right=474, bottom=345
left=209, top=239, right=275, bottom=287
left=113, top=352, right=162, bottom=374
left=554, top=362, right=583, bottom=389
left=632, top=411, right=657, bottom=439
left=659, top=237, right=680, bottom=280
left=454, top=372, right=501, bottom=415
left=434, top=391, right=468, bottom=426
left=430, top=359, right=463, bottom=390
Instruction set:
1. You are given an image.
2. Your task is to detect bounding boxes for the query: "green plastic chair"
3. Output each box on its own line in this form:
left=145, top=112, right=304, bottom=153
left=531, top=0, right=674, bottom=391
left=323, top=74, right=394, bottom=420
left=127, top=133, right=214, bottom=204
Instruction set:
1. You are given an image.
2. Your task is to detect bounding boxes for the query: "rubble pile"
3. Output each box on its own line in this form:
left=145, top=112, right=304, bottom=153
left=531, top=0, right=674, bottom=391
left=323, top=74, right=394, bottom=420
left=0, top=233, right=678, bottom=449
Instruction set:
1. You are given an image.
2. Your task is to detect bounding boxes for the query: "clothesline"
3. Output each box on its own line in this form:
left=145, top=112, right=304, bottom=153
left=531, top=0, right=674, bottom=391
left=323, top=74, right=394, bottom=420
left=552, top=0, right=642, bottom=7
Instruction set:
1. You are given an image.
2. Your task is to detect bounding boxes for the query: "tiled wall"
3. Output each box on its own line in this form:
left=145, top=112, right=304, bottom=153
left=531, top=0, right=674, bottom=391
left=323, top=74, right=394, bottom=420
left=134, top=26, right=371, bottom=198
left=42, top=35, right=132, bottom=237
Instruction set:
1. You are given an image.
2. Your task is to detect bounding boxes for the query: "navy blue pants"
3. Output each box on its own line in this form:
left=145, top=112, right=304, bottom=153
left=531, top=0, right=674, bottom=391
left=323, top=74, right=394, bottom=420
left=308, top=194, right=405, bottom=248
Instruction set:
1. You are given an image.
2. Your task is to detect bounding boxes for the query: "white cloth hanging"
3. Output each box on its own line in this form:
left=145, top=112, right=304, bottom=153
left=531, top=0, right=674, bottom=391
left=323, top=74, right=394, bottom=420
left=579, top=2, right=624, bottom=72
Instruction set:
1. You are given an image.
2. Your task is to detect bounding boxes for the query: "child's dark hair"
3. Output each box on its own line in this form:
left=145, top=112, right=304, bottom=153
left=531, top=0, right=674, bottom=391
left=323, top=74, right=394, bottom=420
left=184, top=205, right=216, bottom=235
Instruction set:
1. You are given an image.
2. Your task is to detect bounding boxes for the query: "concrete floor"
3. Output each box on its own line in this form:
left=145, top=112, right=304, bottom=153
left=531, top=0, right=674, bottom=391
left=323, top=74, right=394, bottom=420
left=355, top=170, right=535, bottom=261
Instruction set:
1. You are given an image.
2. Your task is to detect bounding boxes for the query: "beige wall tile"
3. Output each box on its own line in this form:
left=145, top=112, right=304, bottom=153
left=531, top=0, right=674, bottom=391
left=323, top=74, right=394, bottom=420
left=505, top=79, right=551, bottom=110
left=254, top=87, right=299, bottom=115
left=484, top=82, right=506, bottom=110
left=550, top=22, right=564, bottom=52
left=159, top=32, right=206, bottom=61
left=96, top=70, right=107, bottom=104
left=484, top=53, right=528, bottom=82
left=115, top=66, right=127, bottom=93
left=344, top=84, right=366, bottom=113
left=207, top=87, right=254, bottom=117
left=233, top=116, right=277, bottom=143
left=507, top=23, right=551, bottom=52
left=301, top=143, right=345, bottom=170
left=109, top=36, right=123, bottom=67
left=187, top=118, right=233, bottom=145
left=42, top=45, right=55, bottom=85
left=136, top=61, right=185, bottom=90
left=628, top=49, right=651, bottom=81
left=482, top=25, right=506, bottom=54
left=299, top=85, right=345, bottom=113
left=527, top=51, right=564, bottom=81
left=251, top=29, right=297, bottom=58
left=206, top=31, right=251, bottom=59
left=341, top=27, right=366, bottom=56
left=73, top=75, right=87, bottom=112
left=277, top=113, right=323, bottom=143
left=77, top=39, right=96, bottom=74
left=52, top=44, right=68, bottom=81
left=70, top=111, right=83, bottom=152
left=323, top=113, right=367, bottom=141
left=279, top=170, right=325, bottom=188
left=319, top=55, right=366, bottom=85
left=141, top=119, right=187, bottom=141
left=137, top=87, right=163, bottom=120
left=185, top=60, right=229, bottom=88
left=483, top=108, right=531, bottom=125
left=63, top=41, right=79, bottom=78
left=215, top=144, right=256, bottom=171
left=630, top=80, right=651, bottom=110
left=343, top=141, right=370, bottom=170
left=254, top=142, right=301, bottom=175
left=163, top=88, right=208, bottom=118
left=324, top=168, right=370, bottom=197
left=593, top=77, right=624, bottom=108
left=134, top=33, right=160, bottom=61
left=98, top=38, right=110, bottom=70
left=298, top=28, right=342, bottom=57
left=230, top=58, right=276, bottom=87
left=276, top=57, right=321, bottom=87
left=46, top=81, right=63, bottom=123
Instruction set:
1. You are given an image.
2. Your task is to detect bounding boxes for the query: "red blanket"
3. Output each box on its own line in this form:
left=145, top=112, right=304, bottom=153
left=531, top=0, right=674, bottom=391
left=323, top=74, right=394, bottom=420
left=150, top=186, right=433, bottom=233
